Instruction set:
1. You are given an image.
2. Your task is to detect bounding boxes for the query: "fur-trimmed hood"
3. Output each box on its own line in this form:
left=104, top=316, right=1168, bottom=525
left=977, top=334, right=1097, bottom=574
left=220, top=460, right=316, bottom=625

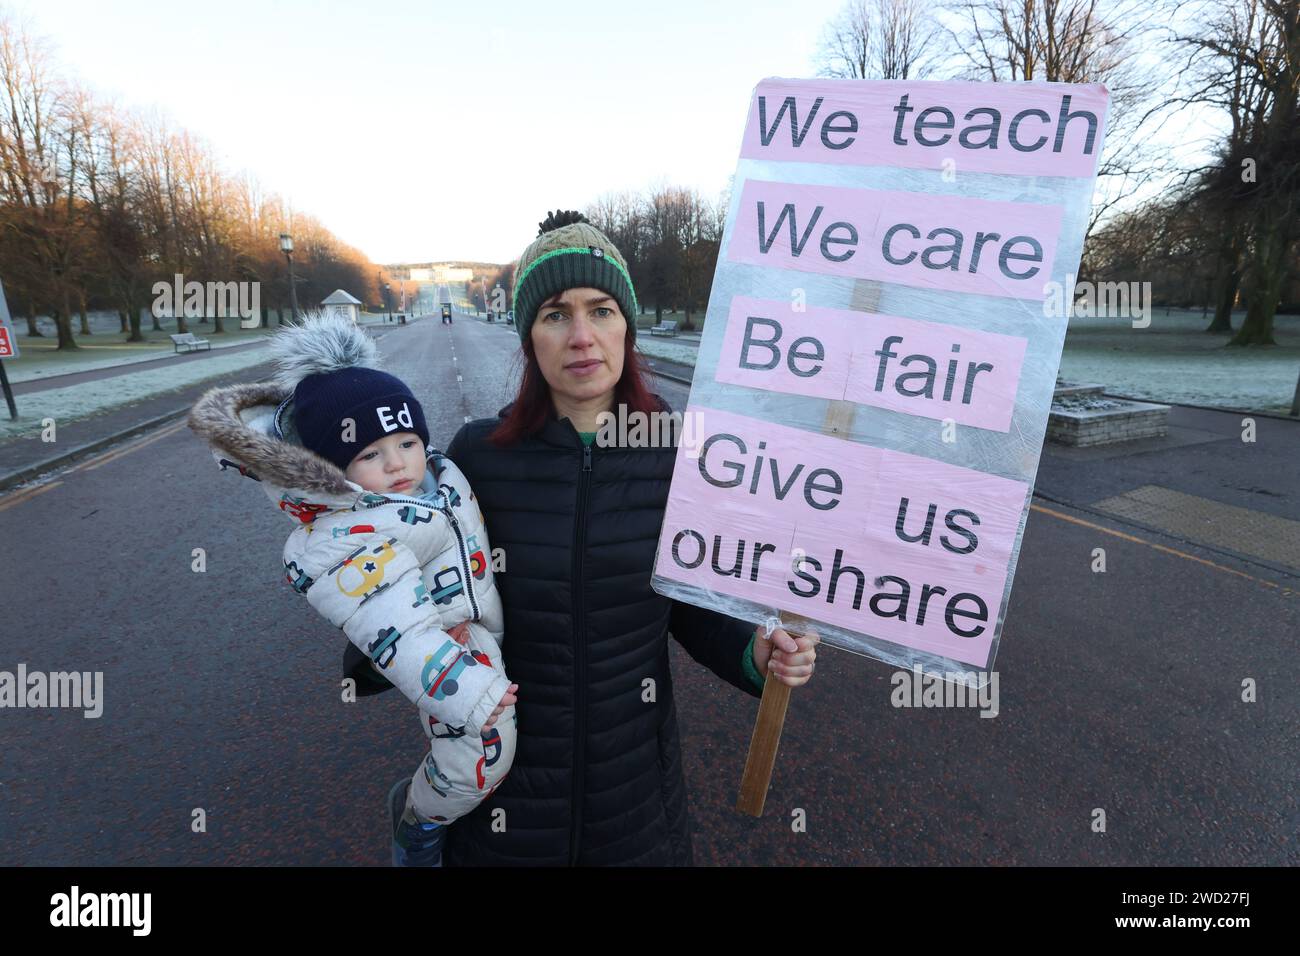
left=187, top=379, right=378, bottom=520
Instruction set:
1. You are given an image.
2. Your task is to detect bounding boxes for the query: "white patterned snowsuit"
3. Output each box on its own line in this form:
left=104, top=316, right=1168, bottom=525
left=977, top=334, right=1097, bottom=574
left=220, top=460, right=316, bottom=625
left=188, top=382, right=516, bottom=824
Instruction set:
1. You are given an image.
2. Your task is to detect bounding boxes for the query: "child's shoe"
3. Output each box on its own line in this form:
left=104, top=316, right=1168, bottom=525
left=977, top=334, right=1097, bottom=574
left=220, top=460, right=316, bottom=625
left=388, top=778, right=445, bottom=867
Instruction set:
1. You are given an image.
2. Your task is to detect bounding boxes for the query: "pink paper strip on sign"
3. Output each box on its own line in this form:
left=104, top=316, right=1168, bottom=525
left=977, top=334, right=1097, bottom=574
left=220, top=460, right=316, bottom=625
left=655, top=485, right=1007, bottom=668
left=677, top=405, right=1027, bottom=542
left=741, top=78, right=1109, bottom=178
left=729, top=179, right=1062, bottom=300
left=716, top=294, right=1028, bottom=431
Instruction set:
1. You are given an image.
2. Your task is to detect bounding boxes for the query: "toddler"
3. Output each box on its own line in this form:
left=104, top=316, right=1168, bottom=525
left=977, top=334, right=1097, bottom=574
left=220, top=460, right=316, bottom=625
left=188, top=312, right=516, bottom=866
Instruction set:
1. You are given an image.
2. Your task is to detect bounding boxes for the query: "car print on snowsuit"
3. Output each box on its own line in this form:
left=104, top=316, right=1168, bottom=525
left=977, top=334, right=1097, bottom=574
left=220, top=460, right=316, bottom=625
left=330, top=524, right=375, bottom=538
left=427, top=565, right=463, bottom=606
left=476, top=726, right=504, bottom=789
left=279, top=494, right=330, bottom=524
left=427, top=714, right=467, bottom=740
left=420, top=639, right=479, bottom=703
left=283, top=560, right=314, bottom=594
left=398, top=505, right=434, bottom=526
left=423, top=752, right=452, bottom=804
left=367, top=625, right=402, bottom=670
left=467, top=550, right=488, bottom=580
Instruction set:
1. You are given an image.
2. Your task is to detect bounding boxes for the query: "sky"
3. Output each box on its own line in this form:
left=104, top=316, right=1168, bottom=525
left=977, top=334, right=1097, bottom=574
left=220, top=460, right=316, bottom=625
left=12, top=0, right=1223, bottom=267
left=13, top=0, right=854, bottom=264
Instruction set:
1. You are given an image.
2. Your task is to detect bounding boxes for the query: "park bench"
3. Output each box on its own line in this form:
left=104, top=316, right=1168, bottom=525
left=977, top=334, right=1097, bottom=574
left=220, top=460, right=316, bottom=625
left=169, top=332, right=212, bottom=353
left=649, top=319, right=678, bottom=337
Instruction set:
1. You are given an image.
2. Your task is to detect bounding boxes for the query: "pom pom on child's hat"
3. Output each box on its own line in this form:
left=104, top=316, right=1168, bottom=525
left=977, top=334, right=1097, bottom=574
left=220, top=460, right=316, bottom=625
left=269, top=311, right=429, bottom=472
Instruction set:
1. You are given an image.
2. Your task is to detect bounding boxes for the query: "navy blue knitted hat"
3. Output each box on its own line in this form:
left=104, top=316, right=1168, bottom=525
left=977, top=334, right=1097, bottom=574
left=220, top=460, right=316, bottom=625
left=269, top=313, right=429, bottom=473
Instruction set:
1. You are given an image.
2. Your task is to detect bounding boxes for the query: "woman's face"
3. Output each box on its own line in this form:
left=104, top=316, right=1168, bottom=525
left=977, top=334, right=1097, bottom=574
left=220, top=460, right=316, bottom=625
left=529, top=287, right=626, bottom=408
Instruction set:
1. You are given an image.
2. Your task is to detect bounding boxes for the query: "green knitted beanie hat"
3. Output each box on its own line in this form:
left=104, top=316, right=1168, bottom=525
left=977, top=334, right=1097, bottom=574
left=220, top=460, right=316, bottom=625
left=512, top=211, right=640, bottom=348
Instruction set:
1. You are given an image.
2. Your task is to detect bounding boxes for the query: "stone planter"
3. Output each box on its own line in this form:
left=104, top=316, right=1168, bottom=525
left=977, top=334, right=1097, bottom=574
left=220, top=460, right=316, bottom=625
left=1047, top=383, right=1170, bottom=447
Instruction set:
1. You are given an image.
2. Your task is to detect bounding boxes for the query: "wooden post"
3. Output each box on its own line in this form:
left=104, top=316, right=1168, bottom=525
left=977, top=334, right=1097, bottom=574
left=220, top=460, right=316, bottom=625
left=735, top=279, right=880, bottom=817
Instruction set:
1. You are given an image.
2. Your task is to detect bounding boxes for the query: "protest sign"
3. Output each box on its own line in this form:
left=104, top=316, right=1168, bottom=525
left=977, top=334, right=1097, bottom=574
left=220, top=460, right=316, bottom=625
left=652, top=78, right=1109, bottom=690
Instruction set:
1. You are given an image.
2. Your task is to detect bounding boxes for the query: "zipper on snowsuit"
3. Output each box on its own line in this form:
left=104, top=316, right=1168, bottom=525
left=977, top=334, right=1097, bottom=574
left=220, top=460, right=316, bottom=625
left=569, top=441, right=592, bottom=866
left=358, top=490, right=481, bottom=622
left=440, top=494, right=482, bottom=623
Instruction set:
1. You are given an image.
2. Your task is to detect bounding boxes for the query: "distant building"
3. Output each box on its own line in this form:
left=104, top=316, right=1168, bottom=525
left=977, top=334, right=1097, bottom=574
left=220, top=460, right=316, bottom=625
left=384, top=263, right=475, bottom=284
left=433, top=264, right=473, bottom=283
left=321, top=289, right=363, bottom=324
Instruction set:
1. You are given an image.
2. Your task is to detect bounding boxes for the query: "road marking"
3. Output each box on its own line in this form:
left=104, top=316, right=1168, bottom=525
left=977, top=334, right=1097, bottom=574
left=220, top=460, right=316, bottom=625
left=76, top=421, right=189, bottom=473
left=0, top=480, right=63, bottom=512
left=0, top=420, right=190, bottom=508
left=1031, top=502, right=1297, bottom=596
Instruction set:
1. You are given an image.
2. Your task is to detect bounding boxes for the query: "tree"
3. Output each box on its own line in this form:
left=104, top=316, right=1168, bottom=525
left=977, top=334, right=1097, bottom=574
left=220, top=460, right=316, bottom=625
left=77, top=97, right=150, bottom=341
left=0, top=12, right=90, bottom=350
left=0, top=13, right=390, bottom=344
left=815, top=0, right=940, bottom=80
left=944, top=0, right=1164, bottom=246
left=1212, top=0, right=1298, bottom=346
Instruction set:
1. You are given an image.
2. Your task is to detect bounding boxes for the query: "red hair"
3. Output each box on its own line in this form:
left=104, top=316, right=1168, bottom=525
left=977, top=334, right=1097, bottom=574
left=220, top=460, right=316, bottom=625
left=489, top=316, right=660, bottom=447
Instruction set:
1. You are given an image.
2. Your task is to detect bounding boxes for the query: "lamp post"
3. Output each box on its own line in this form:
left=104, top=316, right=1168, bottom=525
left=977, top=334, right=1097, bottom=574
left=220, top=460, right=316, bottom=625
left=280, top=233, right=301, bottom=324
left=384, top=283, right=391, bottom=321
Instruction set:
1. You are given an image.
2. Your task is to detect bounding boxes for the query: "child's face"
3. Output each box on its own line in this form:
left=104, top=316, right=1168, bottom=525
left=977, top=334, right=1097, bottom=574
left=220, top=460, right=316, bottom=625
left=344, top=431, right=426, bottom=494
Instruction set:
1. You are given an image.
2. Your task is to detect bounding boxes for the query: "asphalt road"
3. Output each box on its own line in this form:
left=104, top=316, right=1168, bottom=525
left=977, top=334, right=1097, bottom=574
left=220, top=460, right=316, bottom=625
left=1, top=313, right=1295, bottom=865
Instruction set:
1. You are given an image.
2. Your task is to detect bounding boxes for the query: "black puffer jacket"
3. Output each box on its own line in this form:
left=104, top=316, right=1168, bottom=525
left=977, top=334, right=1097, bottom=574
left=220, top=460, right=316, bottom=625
left=433, top=396, right=764, bottom=866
